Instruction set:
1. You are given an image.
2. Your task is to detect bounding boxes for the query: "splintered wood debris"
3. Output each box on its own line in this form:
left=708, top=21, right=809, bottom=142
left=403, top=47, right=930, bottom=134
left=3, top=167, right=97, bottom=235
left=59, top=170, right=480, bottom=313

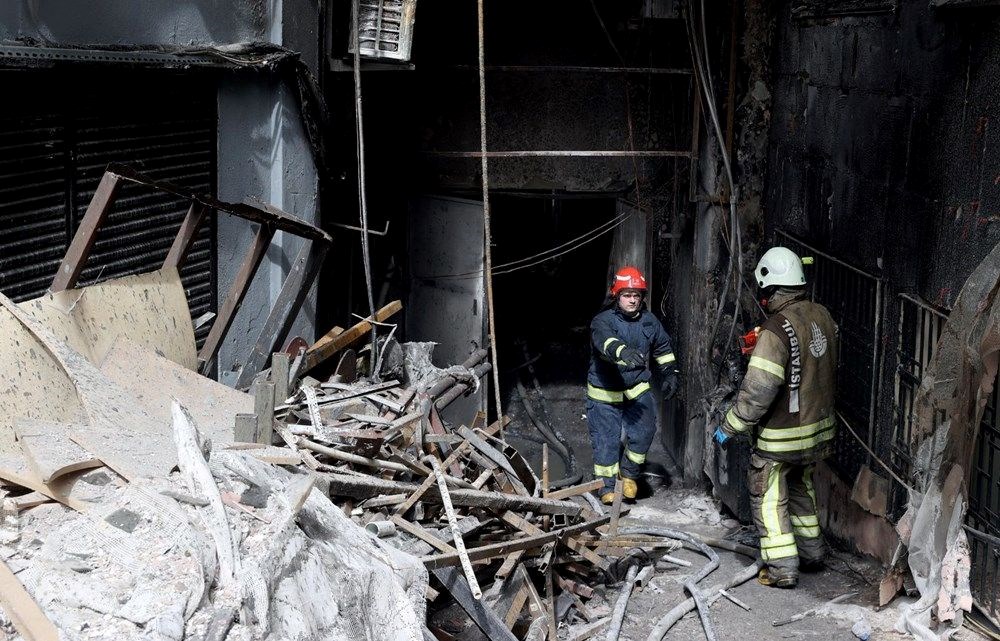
left=0, top=298, right=741, bottom=641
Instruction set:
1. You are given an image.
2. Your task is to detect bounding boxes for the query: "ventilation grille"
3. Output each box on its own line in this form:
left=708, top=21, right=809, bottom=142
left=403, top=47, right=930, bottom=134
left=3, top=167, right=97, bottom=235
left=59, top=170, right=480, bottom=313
left=352, top=0, right=417, bottom=62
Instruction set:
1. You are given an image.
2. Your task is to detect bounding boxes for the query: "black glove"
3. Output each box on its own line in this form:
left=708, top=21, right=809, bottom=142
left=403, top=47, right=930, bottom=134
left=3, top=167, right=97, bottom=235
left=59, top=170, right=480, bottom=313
left=661, top=372, right=679, bottom=399
left=618, top=346, right=646, bottom=368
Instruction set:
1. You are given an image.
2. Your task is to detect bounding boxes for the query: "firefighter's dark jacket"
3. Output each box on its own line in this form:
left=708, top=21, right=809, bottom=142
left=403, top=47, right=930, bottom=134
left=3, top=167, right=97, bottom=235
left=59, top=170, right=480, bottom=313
left=587, top=303, right=677, bottom=403
left=723, top=288, right=839, bottom=464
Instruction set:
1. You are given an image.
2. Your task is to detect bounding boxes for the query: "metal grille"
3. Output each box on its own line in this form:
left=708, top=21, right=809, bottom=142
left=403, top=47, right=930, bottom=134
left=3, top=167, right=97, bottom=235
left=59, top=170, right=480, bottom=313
left=777, top=231, right=883, bottom=482
left=353, top=0, right=417, bottom=61
left=968, top=371, right=1000, bottom=620
left=889, top=296, right=946, bottom=500
left=0, top=114, right=70, bottom=301
left=0, top=71, right=216, bottom=345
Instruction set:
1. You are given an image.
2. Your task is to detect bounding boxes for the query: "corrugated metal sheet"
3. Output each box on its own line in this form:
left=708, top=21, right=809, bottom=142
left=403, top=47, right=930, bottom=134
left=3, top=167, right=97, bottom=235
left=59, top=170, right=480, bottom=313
left=0, top=71, right=216, bottom=344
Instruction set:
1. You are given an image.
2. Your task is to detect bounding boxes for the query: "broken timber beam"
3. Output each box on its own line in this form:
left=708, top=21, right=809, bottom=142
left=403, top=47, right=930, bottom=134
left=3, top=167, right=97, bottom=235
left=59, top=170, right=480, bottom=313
left=422, top=515, right=611, bottom=569
left=302, top=300, right=402, bottom=374
left=326, top=473, right=582, bottom=516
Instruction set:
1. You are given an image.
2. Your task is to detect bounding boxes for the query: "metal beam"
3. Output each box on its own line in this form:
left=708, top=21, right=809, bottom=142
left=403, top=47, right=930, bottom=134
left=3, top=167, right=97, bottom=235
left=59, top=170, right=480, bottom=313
left=50, top=172, right=122, bottom=293
left=425, top=150, right=691, bottom=158
left=198, top=224, right=275, bottom=372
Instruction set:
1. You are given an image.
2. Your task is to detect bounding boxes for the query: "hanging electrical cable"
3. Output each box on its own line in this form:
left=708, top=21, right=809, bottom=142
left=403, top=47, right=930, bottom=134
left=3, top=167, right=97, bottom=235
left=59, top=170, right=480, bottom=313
left=413, top=206, right=636, bottom=281
left=684, top=1, right=745, bottom=370
left=352, top=0, right=379, bottom=372
left=477, top=0, right=504, bottom=423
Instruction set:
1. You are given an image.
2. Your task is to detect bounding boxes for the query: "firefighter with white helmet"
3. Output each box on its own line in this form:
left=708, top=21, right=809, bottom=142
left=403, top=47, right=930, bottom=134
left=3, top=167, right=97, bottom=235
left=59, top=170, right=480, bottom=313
left=716, top=246, right=839, bottom=588
left=587, top=266, right=680, bottom=504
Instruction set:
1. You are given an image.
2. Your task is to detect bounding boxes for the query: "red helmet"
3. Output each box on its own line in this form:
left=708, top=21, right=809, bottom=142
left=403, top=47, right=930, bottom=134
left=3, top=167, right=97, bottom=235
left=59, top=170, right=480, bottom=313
left=610, top=266, right=647, bottom=296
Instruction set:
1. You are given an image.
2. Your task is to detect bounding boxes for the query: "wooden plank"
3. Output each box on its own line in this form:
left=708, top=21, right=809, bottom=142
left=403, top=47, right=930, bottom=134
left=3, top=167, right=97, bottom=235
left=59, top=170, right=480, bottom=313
left=198, top=224, right=274, bottom=370
left=309, top=327, right=345, bottom=359
left=0, top=558, right=59, bottom=641
left=544, top=479, right=605, bottom=501
left=272, top=352, right=291, bottom=403
left=598, top=478, right=624, bottom=558
left=482, top=415, right=512, bottom=437
left=234, top=414, right=257, bottom=442
left=494, top=550, right=525, bottom=581
left=236, top=240, right=328, bottom=388
left=50, top=172, right=122, bottom=292
left=392, top=515, right=455, bottom=554
left=432, top=567, right=519, bottom=641
left=422, top=516, right=610, bottom=569
left=302, top=300, right=403, bottom=374
left=253, top=381, right=275, bottom=445
left=327, top=472, right=583, bottom=517
left=163, top=202, right=209, bottom=269
left=504, top=581, right=529, bottom=629
left=501, top=511, right=607, bottom=569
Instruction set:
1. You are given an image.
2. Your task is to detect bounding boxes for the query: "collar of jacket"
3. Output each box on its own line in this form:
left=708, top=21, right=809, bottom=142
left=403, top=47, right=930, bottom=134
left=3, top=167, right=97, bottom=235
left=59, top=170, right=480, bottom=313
left=768, top=287, right=807, bottom=313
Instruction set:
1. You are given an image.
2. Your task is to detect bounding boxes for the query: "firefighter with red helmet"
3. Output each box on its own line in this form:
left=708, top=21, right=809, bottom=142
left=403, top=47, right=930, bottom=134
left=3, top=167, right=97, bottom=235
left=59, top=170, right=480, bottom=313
left=587, top=266, right=679, bottom=504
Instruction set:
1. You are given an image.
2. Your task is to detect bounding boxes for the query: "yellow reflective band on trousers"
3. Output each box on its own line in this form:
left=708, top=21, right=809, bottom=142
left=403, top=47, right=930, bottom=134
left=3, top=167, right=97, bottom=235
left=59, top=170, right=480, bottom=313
left=790, top=514, right=821, bottom=538
left=625, top=449, right=646, bottom=464
left=757, top=416, right=836, bottom=453
left=759, top=461, right=798, bottom=561
left=725, top=408, right=749, bottom=433
left=594, top=462, right=620, bottom=477
left=748, top=355, right=785, bottom=379
left=655, top=352, right=676, bottom=365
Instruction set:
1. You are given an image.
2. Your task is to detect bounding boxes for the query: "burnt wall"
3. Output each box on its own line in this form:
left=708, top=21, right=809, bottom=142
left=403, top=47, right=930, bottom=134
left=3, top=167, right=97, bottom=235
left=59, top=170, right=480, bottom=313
left=765, top=0, right=1000, bottom=307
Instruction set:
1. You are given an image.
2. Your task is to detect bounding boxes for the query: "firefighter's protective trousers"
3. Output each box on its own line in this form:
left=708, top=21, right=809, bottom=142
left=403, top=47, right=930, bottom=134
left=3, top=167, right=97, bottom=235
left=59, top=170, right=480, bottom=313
left=586, top=304, right=677, bottom=492
left=748, top=453, right=825, bottom=570
left=722, top=288, right=838, bottom=574
left=586, top=393, right=656, bottom=492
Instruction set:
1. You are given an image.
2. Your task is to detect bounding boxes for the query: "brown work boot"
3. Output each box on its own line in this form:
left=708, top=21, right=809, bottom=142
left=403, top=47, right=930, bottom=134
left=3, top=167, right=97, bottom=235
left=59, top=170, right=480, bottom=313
left=621, top=477, right=638, bottom=500
left=757, top=566, right=798, bottom=588
left=600, top=491, right=617, bottom=505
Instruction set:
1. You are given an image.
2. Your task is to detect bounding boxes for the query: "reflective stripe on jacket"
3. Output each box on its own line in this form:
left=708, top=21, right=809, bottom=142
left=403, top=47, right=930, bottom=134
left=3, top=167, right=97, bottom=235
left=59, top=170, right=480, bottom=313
left=588, top=304, right=677, bottom=403
left=724, top=289, right=838, bottom=464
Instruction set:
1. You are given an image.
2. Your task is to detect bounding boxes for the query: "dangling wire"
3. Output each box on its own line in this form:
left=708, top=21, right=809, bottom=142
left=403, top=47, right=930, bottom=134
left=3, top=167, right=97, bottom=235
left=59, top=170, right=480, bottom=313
left=352, top=0, right=379, bottom=375
left=684, top=1, right=744, bottom=372
left=477, top=0, right=504, bottom=423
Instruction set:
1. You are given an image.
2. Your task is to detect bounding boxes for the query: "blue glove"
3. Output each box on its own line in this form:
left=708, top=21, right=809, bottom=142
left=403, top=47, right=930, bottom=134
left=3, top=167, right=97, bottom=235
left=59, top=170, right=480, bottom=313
left=714, top=427, right=729, bottom=445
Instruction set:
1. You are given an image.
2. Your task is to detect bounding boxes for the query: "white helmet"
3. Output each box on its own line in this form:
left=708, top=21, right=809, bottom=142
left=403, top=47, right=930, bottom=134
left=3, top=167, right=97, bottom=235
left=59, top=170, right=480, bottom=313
left=755, top=247, right=806, bottom=288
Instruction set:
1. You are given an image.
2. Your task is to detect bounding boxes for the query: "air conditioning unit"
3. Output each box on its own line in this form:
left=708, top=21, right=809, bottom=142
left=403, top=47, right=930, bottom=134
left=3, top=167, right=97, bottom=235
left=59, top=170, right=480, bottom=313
left=350, top=0, right=417, bottom=62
